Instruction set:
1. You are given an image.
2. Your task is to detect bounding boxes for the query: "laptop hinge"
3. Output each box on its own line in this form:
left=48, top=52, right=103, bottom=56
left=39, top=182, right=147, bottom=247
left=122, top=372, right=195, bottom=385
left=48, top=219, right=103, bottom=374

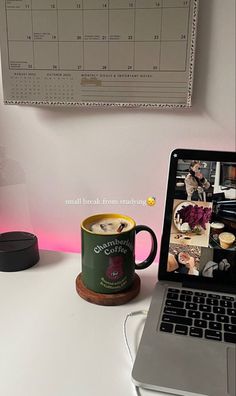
left=182, top=280, right=236, bottom=294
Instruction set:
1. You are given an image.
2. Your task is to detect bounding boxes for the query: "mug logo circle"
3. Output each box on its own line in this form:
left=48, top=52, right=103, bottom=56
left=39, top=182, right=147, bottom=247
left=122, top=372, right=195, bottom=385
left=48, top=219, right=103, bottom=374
left=106, top=256, right=124, bottom=281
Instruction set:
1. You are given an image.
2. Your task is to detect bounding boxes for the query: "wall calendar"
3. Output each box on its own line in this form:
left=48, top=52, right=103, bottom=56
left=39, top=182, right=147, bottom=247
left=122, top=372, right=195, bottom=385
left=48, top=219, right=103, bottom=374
left=0, top=0, right=198, bottom=107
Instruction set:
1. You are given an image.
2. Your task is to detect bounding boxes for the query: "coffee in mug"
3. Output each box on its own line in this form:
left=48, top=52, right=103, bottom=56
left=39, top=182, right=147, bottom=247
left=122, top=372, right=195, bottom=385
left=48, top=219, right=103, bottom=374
left=89, top=217, right=133, bottom=234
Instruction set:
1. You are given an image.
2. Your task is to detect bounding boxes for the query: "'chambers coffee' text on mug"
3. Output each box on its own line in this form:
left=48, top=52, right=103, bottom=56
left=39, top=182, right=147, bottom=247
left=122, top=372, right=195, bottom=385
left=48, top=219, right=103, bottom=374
left=93, top=238, right=133, bottom=255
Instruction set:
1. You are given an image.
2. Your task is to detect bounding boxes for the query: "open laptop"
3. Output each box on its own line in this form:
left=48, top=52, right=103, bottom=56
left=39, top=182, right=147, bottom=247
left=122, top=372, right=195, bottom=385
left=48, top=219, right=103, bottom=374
left=132, top=149, right=236, bottom=396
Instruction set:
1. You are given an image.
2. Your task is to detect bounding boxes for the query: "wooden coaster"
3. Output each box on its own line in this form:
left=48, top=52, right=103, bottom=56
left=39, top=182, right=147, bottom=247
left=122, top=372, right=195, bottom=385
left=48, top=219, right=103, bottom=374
left=75, top=273, right=141, bottom=306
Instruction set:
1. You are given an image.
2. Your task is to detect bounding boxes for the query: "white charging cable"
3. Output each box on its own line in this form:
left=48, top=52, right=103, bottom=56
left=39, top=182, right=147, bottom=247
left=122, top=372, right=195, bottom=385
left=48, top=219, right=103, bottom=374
left=123, top=310, right=148, bottom=396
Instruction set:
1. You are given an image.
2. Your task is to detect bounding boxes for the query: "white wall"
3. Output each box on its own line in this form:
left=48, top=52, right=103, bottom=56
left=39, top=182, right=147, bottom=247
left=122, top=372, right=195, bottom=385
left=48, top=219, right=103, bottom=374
left=0, top=0, right=235, bottom=259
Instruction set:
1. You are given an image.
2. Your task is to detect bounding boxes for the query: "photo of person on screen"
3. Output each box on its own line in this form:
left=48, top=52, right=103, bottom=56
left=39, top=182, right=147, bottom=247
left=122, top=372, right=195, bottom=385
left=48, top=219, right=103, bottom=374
left=185, top=161, right=210, bottom=201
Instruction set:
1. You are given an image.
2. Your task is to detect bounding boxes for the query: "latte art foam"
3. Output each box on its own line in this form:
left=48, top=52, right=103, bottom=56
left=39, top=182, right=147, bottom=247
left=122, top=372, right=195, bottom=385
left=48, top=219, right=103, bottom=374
left=90, top=218, right=133, bottom=234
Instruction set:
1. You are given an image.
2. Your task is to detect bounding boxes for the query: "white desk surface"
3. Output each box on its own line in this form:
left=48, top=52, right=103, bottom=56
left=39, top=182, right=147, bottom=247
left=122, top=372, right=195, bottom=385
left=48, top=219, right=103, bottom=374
left=0, top=250, right=170, bottom=396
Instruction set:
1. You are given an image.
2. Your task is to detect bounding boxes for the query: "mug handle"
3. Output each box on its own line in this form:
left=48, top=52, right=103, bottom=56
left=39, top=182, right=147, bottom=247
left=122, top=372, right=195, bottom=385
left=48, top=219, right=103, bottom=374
left=134, top=225, right=158, bottom=270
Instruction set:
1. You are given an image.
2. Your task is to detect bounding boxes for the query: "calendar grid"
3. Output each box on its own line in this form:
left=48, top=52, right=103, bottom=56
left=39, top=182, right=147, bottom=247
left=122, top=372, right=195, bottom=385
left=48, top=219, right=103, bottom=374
left=5, top=0, right=191, bottom=72
left=1, top=0, right=198, bottom=107
left=30, top=0, right=34, bottom=69
left=133, top=0, right=136, bottom=70
left=159, top=0, right=163, bottom=70
left=3, top=7, right=193, bottom=10
left=82, top=0, right=84, bottom=71
left=107, top=0, right=110, bottom=70
left=56, top=0, right=59, bottom=71
left=5, top=0, right=10, bottom=70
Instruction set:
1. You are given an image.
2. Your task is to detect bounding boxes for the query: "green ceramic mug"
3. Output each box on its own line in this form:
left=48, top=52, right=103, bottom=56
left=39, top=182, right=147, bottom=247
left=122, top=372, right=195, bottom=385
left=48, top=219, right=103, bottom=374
left=81, top=213, right=157, bottom=294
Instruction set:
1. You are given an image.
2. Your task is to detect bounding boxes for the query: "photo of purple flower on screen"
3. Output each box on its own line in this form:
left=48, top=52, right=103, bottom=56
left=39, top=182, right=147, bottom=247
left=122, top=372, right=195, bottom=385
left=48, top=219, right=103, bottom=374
left=175, top=203, right=212, bottom=235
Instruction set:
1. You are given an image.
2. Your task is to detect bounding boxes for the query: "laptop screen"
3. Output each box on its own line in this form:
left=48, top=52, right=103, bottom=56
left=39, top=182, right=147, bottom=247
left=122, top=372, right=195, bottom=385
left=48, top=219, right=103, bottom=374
left=159, top=149, right=236, bottom=289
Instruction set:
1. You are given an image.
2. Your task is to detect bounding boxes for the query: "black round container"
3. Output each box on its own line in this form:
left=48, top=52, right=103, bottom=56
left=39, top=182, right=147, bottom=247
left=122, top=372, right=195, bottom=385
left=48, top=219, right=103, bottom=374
left=0, top=231, right=39, bottom=272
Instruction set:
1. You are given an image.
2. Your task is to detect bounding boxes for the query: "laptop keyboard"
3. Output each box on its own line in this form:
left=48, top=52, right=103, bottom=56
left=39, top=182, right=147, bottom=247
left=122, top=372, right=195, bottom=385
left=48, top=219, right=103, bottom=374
left=159, top=288, right=236, bottom=344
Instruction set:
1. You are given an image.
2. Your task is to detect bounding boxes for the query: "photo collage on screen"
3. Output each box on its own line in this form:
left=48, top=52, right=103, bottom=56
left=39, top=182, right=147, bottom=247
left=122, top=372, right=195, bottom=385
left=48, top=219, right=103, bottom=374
left=167, top=158, right=236, bottom=282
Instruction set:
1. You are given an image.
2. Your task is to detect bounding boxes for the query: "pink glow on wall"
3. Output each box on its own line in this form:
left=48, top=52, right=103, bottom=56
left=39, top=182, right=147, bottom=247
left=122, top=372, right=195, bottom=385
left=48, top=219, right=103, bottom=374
left=34, top=230, right=81, bottom=254
left=135, top=230, right=160, bottom=263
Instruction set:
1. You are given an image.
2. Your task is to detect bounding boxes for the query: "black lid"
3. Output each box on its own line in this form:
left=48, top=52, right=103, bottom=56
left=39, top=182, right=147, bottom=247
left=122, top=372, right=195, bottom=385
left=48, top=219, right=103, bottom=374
left=0, top=231, right=40, bottom=272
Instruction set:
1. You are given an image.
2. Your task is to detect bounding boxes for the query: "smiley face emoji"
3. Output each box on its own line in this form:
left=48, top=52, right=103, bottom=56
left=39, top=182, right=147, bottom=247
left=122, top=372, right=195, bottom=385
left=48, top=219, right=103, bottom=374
left=146, top=197, right=156, bottom=206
